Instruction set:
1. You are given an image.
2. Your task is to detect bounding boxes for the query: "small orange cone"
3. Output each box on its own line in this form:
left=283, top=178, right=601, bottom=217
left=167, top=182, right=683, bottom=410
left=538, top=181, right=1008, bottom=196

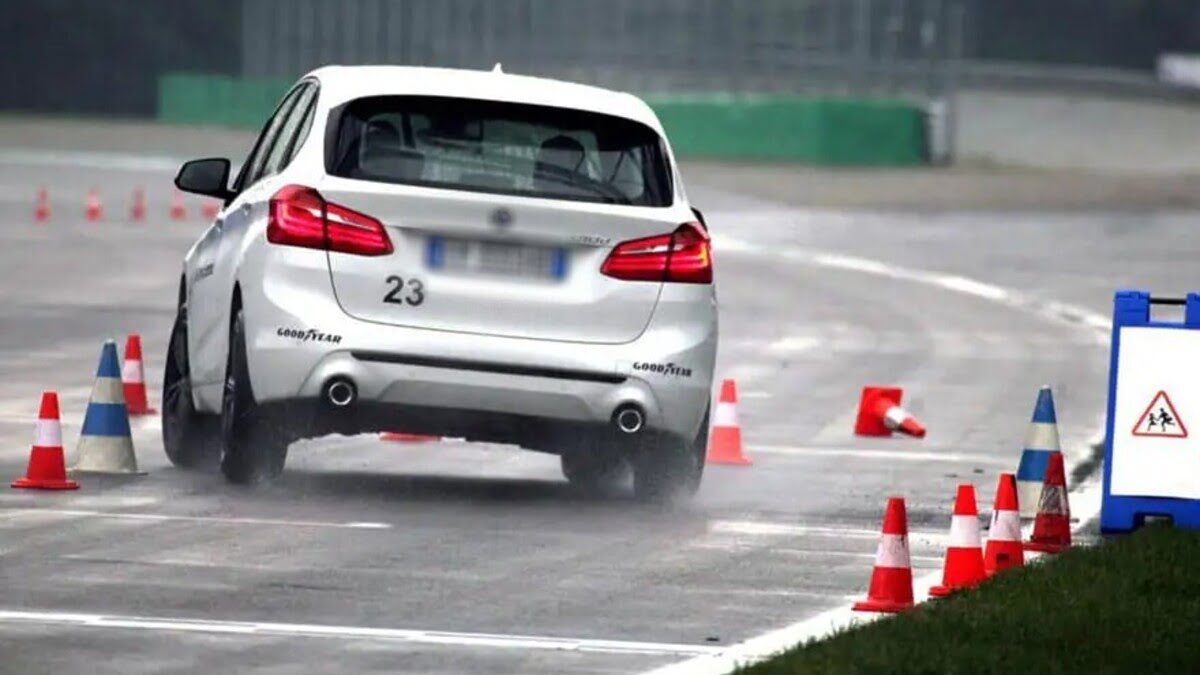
left=200, top=200, right=220, bottom=220
left=169, top=190, right=187, bottom=221
left=34, top=187, right=50, bottom=223
left=12, top=391, right=79, bottom=490
left=706, top=378, right=751, bottom=465
left=130, top=187, right=146, bottom=222
left=84, top=189, right=103, bottom=222
left=930, top=484, right=986, bottom=597
left=854, top=386, right=926, bottom=438
left=122, top=334, right=155, bottom=416
left=984, top=472, right=1024, bottom=575
left=853, top=496, right=914, bottom=613
left=1025, top=452, right=1071, bottom=554
left=380, top=432, right=439, bottom=442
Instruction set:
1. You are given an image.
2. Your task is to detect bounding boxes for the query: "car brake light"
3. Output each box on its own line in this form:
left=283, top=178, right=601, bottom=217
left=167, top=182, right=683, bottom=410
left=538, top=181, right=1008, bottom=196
left=600, top=222, right=712, bottom=284
left=267, top=185, right=392, bottom=256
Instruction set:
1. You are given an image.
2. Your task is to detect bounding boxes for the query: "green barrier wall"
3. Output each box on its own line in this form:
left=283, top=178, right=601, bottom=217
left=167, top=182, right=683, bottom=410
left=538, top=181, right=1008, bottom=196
left=158, top=75, right=928, bottom=166
left=646, top=94, right=928, bottom=166
left=158, top=73, right=291, bottom=129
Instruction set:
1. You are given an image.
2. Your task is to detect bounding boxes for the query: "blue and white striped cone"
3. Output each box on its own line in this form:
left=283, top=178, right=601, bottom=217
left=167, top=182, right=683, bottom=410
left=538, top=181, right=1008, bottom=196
left=73, top=340, right=143, bottom=474
left=1015, top=386, right=1060, bottom=518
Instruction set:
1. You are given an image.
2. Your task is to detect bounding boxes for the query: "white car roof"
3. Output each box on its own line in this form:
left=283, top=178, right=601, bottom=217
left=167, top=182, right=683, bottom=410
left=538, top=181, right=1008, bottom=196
left=305, top=65, right=664, bottom=134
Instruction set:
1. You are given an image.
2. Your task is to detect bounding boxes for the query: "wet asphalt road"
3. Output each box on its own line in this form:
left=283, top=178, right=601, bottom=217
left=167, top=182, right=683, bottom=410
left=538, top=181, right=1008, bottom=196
left=0, top=122, right=1191, bottom=674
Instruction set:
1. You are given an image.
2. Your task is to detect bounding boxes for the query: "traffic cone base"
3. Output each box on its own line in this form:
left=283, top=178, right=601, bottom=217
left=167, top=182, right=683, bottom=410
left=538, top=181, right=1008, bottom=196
left=854, top=497, right=914, bottom=614
left=707, top=378, right=751, bottom=465
left=12, top=392, right=79, bottom=490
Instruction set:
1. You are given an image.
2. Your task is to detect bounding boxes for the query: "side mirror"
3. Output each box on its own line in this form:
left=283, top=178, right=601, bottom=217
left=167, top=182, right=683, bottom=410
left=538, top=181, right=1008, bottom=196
left=175, top=158, right=233, bottom=201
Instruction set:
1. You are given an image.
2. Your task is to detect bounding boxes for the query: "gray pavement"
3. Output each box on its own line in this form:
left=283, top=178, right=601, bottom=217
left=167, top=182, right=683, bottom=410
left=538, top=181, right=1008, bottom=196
left=0, top=118, right=1180, bottom=674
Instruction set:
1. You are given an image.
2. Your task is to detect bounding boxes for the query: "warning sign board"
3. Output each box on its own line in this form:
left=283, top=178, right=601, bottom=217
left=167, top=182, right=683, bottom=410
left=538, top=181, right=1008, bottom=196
left=1111, top=327, right=1200, bottom=499
left=1131, top=390, right=1188, bottom=438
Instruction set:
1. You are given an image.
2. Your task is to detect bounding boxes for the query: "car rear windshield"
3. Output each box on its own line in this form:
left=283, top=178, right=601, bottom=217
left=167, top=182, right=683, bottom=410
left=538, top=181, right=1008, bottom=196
left=328, top=96, right=673, bottom=207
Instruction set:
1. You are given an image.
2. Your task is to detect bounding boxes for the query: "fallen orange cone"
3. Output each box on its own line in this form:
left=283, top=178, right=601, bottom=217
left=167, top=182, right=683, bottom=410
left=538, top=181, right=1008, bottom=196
left=706, top=378, right=751, bottom=465
left=930, top=484, right=986, bottom=597
left=854, top=386, right=926, bottom=438
left=12, top=391, right=78, bottom=490
left=984, top=472, right=1024, bottom=575
left=1025, top=451, right=1071, bottom=554
left=853, top=496, right=914, bottom=613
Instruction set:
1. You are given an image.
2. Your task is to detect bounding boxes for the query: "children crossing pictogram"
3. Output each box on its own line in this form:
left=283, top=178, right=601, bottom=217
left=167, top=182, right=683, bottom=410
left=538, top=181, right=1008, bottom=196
left=1132, top=390, right=1188, bottom=438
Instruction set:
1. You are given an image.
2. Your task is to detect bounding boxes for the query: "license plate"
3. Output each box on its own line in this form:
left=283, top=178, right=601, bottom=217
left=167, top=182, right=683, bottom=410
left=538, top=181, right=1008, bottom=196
left=426, top=237, right=567, bottom=280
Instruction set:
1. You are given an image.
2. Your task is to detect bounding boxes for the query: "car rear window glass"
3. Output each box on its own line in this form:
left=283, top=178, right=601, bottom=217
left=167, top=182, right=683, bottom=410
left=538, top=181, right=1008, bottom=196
left=328, top=96, right=672, bottom=207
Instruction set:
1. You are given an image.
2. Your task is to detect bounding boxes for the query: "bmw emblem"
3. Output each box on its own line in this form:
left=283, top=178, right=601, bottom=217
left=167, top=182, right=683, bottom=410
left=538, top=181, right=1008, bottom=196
left=490, top=208, right=513, bottom=229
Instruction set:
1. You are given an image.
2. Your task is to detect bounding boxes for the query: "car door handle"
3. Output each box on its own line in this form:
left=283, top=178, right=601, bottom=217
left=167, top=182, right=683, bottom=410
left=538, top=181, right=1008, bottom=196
left=241, top=204, right=251, bottom=215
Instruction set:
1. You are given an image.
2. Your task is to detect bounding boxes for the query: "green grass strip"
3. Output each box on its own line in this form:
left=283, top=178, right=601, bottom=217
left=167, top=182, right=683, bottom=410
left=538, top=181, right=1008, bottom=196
left=738, top=526, right=1200, bottom=675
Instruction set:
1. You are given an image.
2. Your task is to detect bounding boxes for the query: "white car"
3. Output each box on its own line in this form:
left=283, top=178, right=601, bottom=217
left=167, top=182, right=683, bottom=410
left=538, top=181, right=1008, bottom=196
left=165, top=65, right=718, bottom=501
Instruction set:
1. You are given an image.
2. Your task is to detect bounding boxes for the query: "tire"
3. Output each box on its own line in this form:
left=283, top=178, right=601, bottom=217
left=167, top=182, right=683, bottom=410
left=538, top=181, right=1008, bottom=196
left=162, top=309, right=221, bottom=470
left=560, top=441, right=630, bottom=493
left=220, top=308, right=288, bottom=484
left=632, top=407, right=708, bottom=504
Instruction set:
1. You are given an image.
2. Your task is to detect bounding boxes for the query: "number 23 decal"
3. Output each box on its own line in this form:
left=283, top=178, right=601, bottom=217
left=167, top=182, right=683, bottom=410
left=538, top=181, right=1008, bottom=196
left=383, top=275, right=425, bottom=306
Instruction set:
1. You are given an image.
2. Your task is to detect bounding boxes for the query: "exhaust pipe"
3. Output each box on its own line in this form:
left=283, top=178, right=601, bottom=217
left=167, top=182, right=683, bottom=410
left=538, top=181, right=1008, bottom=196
left=613, top=403, right=645, bottom=435
left=323, top=377, right=357, bottom=408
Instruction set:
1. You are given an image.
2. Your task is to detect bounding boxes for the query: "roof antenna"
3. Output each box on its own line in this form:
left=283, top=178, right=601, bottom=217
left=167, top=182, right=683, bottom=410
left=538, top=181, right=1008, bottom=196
left=492, top=62, right=504, bottom=73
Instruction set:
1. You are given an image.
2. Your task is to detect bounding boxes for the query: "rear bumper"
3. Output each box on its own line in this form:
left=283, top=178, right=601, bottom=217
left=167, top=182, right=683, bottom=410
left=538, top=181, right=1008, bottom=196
left=234, top=250, right=718, bottom=443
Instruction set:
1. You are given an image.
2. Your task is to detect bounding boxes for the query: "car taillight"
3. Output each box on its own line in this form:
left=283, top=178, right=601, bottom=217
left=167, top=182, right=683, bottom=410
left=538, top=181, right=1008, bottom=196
left=600, top=222, right=712, bottom=284
left=267, top=185, right=392, bottom=256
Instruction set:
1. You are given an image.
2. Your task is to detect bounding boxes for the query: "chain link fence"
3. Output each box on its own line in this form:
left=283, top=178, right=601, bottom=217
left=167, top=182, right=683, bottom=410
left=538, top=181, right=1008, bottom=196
left=241, top=0, right=962, bottom=101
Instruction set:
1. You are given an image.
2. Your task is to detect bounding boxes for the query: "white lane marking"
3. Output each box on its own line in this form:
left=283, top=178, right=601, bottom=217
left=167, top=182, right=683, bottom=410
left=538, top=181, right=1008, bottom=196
left=647, top=235, right=1111, bottom=675
left=707, top=520, right=943, bottom=546
left=0, top=508, right=390, bottom=530
left=752, top=444, right=1010, bottom=465
left=770, top=549, right=944, bottom=565
left=0, top=149, right=181, bottom=172
left=0, top=609, right=722, bottom=656
left=766, top=336, right=821, bottom=353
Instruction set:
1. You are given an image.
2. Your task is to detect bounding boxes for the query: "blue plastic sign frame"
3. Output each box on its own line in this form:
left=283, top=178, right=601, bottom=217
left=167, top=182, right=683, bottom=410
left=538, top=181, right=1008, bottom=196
left=1101, top=290, right=1200, bottom=533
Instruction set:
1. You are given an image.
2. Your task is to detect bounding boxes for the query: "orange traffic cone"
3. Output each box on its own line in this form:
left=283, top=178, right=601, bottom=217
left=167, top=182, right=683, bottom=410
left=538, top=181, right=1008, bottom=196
left=84, top=189, right=103, bottom=222
left=706, top=378, right=751, bottom=465
left=380, top=432, right=438, bottom=442
left=130, top=187, right=146, bottom=222
left=1025, top=452, right=1071, bottom=554
left=984, top=472, right=1024, bottom=575
left=169, top=190, right=187, bottom=221
left=200, top=200, right=220, bottom=220
left=122, top=334, right=155, bottom=416
left=34, top=187, right=50, bottom=223
left=853, top=496, right=914, bottom=613
left=930, top=484, right=986, bottom=597
left=854, top=386, right=926, bottom=438
left=12, top=391, right=79, bottom=490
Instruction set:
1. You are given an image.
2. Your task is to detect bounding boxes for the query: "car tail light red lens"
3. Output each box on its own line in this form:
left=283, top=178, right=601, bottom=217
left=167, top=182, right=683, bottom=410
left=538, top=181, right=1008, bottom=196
left=600, top=222, right=712, bottom=284
left=267, top=185, right=392, bottom=256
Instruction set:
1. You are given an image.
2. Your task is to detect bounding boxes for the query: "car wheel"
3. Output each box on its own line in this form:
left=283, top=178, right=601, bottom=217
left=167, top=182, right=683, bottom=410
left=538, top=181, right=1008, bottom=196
left=560, top=441, right=629, bottom=493
left=632, top=406, right=708, bottom=504
left=162, top=308, right=221, bottom=469
left=220, top=307, right=288, bottom=484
